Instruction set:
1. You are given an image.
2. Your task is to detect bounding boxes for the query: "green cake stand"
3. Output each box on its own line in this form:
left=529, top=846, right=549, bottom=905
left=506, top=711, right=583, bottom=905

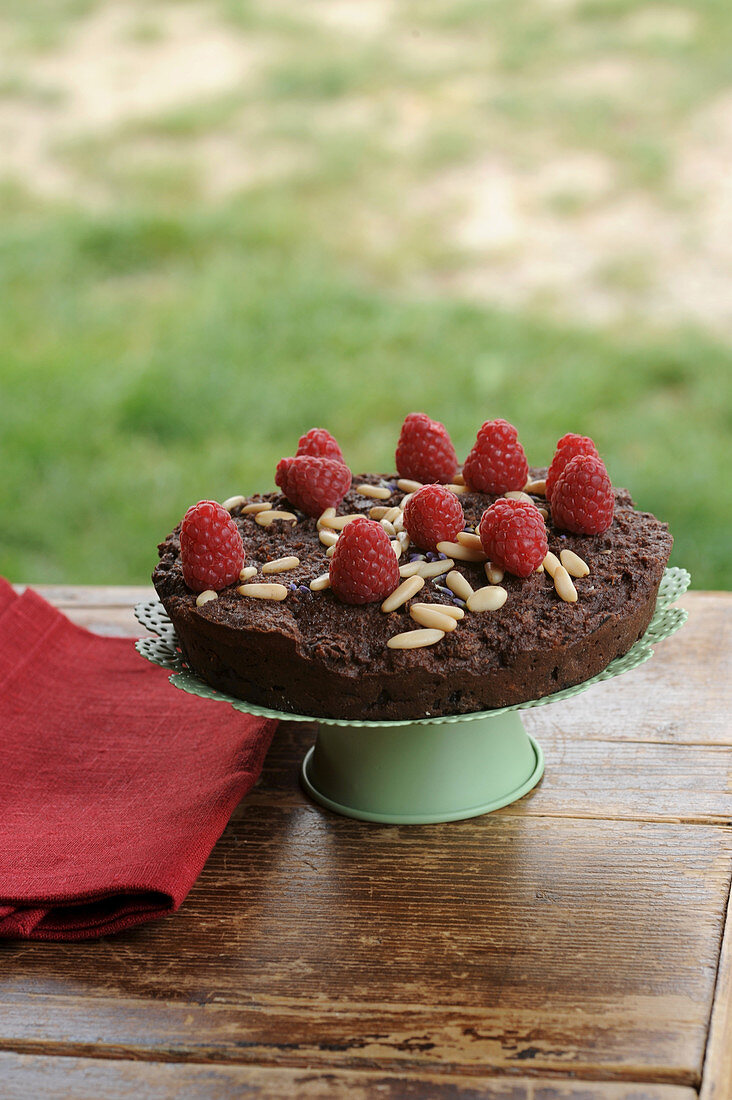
left=136, top=567, right=689, bottom=825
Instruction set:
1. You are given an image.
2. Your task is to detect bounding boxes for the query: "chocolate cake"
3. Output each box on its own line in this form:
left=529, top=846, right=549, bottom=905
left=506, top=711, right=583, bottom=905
left=152, top=470, right=673, bottom=720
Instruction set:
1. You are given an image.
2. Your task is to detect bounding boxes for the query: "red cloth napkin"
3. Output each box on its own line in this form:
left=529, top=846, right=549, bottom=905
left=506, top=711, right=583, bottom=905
left=0, top=580, right=277, bottom=940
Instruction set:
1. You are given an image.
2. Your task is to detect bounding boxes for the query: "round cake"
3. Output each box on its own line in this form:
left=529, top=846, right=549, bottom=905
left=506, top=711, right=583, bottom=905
left=152, top=467, right=673, bottom=720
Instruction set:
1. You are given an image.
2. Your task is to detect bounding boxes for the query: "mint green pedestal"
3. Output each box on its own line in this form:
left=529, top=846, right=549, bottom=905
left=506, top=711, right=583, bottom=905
left=300, top=709, right=544, bottom=824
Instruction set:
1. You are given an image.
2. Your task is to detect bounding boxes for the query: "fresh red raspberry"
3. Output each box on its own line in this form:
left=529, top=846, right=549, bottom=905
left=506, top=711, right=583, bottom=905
left=296, top=427, right=344, bottom=463
left=329, top=518, right=400, bottom=604
left=180, top=500, right=245, bottom=592
left=478, top=498, right=548, bottom=578
left=545, top=433, right=599, bottom=503
left=403, top=484, right=465, bottom=552
left=395, top=413, right=458, bottom=484
left=462, top=419, right=529, bottom=494
left=275, top=455, right=352, bottom=517
left=551, top=454, right=614, bottom=535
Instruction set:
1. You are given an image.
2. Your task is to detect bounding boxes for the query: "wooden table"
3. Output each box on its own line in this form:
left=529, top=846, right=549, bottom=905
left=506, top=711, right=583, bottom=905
left=1, top=586, right=730, bottom=1100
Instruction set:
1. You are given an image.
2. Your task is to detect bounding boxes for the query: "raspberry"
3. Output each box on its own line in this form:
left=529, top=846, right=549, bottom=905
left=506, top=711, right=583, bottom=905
left=462, top=419, right=529, bottom=494
left=296, top=427, right=344, bottom=463
left=329, top=517, right=400, bottom=604
left=275, top=455, right=352, bottom=517
left=403, top=484, right=465, bottom=552
left=551, top=454, right=614, bottom=535
left=395, top=413, right=458, bottom=484
left=478, top=498, right=548, bottom=578
left=180, top=500, right=245, bottom=592
left=545, top=433, right=599, bottom=503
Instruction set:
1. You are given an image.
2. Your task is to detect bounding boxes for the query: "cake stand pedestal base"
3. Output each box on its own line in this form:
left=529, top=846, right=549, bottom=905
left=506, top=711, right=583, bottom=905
left=300, top=709, right=544, bottom=824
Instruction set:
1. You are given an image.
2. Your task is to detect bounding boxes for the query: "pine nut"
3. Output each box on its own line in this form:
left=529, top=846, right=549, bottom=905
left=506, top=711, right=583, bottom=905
left=410, top=605, right=458, bottom=631
left=446, top=483, right=468, bottom=494
left=453, top=472, right=466, bottom=486
left=393, top=513, right=405, bottom=533
left=196, top=589, right=218, bottom=606
left=538, top=508, right=549, bottom=520
left=446, top=570, right=474, bottom=600
left=222, top=495, right=246, bottom=511
left=262, top=556, right=300, bottom=574
left=412, top=602, right=464, bottom=620
left=383, top=506, right=401, bottom=523
left=239, top=566, right=258, bottom=582
left=505, top=491, right=534, bottom=504
left=397, top=530, right=410, bottom=550
left=381, top=575, right=425, bottom=612
left=326, top=544, right=337, bottom=557
left=242, top=501, right=270, bottom=514
left=456, top=531, right=484, bottom=552
left=543, top=551, right=561, bottom=577
left=255, top=509, right=297, bottom=526
left=416, top=558, right=454, bottom=579
left=554, top=565, right=578, bottom=603
left=387, top=628, right=444, bottom=650
left=466, top=585, right=507, bottom=613
left=392, top=540, right=403, bottom=559
left=399, top=493, right=414, bottom=510
left=369, top=506, right=390, bottom=520
left=319, top=528, right=338, bottom=547
left=319, top=513, right=367, bottom=530
left=381, top=519, right=397, bottom=537
left=485, top=562, right=504, bottom=585
left=310, top=573, right=331, bottom=591
left=524, top=478, right=547, bottom=496
left=236, top=583, right=288, bottom=600
left=560, top=549, right=590, bottom=577
left=437, top=540, right=487, bottom=563
left=356, top=483, right=392, bottom=500
left=399, top=561, right=423, bottom=577
left=397, top=478, right=422, bottom=493
left=316, top=507, right=336, bottom=529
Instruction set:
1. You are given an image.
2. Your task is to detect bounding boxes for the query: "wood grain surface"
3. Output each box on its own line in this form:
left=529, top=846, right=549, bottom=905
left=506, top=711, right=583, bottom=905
left=1, top=586, right=730, bottom=1100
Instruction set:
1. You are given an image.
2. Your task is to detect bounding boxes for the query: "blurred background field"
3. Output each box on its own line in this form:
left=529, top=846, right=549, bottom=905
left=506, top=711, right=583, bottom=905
left=1, top=0, right=730, bottom=587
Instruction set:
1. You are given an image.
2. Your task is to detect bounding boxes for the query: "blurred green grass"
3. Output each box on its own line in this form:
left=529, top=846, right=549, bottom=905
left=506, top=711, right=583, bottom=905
left=1, top=193, right=729, bottom=588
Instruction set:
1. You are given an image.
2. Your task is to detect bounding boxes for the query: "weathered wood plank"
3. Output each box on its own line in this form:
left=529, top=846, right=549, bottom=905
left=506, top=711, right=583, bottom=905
left=0, top=1052, right=699, bottom=1100
left=0, top=814, right=729, bottom=1084
left=700, top=874, right=732, bottom=1100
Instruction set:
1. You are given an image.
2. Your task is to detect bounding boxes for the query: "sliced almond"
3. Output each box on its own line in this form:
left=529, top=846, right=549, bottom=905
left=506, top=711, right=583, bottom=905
left=446, top=570, right=474, bottom=601
left=310, top=573, right=331, bottom=591
left=543, top=551, right=561, bottom=578
left=239, top=565, right=258, bottom=582
left=484, top=562, right=504, bottom=585
left=466, top=585, right=507, bottom=613
left=195, top=589, right=218, bottom=606
left=399, top=560, right=423, bottom=578
left=242, top=501, right=270, bottom=514
left=319, top=513, right=367, bottom=531
left=411, top=602, right=465, bottom=621
left=262, top=556, right=300, bottom=574
left=456, top=531, right=484, bottom=552
left=554, top=565, right=578, bottom=603
left=437, top=540, right=487, bottom=563
left=222, top=495, right=246, bottom=511
left=236, top=583, right=288, bottom=601
left=319, top=528, right=339, bottom=547
left=387, top=628, right=444, bottom=650
left=410, top=605, right=458, bottom=631
left=416, top=558, right=454, bottom=579
left=356, top=483, right=392, bottom=500
left=560, top=548, right=590, bottom=578
left=255, top=509, right=297, bottom=526
left=381, top=575, right=425, bottom=612
left=524, top=478, right=547, bottom=496
left=397, top=478, right=422, bottom=493
left=316, top=507, right=337, bottom=529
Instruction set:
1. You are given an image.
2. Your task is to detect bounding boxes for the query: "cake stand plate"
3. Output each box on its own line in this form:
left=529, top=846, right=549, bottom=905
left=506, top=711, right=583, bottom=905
left=136, top=566, right=689, bottom=824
